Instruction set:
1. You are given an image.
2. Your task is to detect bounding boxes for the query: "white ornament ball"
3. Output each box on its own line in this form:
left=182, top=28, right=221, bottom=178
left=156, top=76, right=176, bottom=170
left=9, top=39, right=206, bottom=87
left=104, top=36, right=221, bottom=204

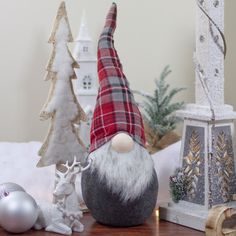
left=0, top=191, right=39, bottom=233
left=111, top=133, right=134, bottom=153
left=0, top=182, right=25, bottom=195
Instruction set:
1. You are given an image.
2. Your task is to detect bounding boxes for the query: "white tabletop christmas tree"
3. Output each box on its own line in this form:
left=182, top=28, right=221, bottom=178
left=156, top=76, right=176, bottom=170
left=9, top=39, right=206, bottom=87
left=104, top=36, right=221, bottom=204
left=37, top=2, right=87, bottom=168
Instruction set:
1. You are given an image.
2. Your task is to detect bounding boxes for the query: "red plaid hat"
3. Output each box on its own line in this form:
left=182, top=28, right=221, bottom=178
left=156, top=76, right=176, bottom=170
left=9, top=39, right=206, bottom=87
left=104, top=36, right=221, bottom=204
left=90, top=3, right=146, bottom=153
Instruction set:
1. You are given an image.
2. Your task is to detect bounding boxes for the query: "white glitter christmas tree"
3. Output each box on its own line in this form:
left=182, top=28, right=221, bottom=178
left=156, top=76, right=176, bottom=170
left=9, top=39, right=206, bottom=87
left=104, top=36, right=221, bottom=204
left=37, top=2, right=87, bottom=167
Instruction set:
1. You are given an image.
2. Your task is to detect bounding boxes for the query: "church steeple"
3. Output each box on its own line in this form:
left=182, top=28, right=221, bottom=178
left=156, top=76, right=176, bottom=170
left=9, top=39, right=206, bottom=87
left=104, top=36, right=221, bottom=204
left=74, top=10, right=96, bottom=62
left=76, top=10, right=91, bottom=41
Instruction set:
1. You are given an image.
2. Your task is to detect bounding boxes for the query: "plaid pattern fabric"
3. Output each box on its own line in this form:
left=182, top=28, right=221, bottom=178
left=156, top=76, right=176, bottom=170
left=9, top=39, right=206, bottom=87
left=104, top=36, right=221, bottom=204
left=90, top=3, right=146, bottom=153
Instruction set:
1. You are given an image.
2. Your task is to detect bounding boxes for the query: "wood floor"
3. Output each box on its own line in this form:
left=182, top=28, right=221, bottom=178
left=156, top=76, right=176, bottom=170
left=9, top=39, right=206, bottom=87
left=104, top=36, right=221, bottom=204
left=0, top=212, right=205, bottom=236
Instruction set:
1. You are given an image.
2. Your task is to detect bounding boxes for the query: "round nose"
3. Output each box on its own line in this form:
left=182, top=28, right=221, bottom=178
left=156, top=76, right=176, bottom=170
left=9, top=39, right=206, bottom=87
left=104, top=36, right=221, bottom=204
left=111, top=133, right=134, bottom=153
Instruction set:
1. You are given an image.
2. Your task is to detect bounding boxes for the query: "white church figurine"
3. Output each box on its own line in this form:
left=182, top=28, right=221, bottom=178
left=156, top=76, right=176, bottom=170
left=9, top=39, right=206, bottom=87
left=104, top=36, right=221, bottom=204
left=73, top=10, right=98, bottom=110
left=73, top=11, right=98, bottom=150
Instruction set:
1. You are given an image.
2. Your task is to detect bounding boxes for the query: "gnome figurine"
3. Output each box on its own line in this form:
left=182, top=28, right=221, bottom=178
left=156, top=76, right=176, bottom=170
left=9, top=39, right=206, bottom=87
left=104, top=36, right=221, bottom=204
left=81, top=3, right=158, bottom=227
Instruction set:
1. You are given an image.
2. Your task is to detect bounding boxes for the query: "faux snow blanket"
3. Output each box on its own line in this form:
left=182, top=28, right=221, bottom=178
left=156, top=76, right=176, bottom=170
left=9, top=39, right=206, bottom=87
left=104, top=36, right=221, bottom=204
left=0, top=141, right=181, bottom=205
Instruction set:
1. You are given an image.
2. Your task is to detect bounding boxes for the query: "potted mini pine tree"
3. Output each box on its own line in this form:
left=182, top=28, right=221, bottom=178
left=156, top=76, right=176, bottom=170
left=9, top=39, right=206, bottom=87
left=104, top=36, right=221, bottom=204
left=135, top=66, right=185, bottom=154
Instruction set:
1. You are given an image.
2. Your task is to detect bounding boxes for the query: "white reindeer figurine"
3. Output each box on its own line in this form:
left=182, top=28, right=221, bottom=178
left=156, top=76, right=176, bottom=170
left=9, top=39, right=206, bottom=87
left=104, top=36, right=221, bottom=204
left=34, top=157, right=91, bottom=235
left=34, top=200, right=72, bottom=235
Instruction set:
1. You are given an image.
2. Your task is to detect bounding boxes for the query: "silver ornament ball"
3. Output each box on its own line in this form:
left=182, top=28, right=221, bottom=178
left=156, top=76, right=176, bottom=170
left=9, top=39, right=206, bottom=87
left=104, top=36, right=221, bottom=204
left=0, top=191, right=39, bottom=233
left=0, top=182, right=25, bottom=195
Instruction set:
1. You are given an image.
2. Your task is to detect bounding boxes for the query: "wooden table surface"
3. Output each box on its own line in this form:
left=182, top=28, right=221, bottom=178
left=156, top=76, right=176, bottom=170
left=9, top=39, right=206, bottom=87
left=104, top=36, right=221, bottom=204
left=0, top=213, right=205, bottom=236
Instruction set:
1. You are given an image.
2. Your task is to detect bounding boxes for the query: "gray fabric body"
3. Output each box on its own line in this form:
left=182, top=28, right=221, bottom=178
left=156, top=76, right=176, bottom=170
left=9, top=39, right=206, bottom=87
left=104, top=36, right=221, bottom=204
left=81, top=168, right=158, bottom=227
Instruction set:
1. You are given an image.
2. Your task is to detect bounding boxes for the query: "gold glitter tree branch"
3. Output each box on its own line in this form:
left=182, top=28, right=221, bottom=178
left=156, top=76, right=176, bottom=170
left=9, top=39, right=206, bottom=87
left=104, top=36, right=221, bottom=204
left=183, top=130, right=202, bottom=200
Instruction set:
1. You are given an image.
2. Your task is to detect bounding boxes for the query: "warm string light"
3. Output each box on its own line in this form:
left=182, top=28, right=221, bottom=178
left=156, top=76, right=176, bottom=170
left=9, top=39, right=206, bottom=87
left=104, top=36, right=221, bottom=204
left=155, top=209, right=159, bottom=218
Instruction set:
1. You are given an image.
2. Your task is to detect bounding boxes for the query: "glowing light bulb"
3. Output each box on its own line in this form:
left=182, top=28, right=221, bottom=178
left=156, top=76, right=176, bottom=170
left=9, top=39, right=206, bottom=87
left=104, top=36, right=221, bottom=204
left=155, top=209, right=159, bottom=218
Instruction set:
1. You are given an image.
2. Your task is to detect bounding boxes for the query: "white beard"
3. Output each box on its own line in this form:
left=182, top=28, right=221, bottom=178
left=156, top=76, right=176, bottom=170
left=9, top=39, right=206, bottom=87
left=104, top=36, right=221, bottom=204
left=89, top=141, right=155, bottom=202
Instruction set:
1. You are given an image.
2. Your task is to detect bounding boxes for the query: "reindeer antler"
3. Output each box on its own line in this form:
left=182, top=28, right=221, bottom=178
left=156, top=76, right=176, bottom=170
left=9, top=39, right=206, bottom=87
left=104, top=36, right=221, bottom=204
left=81, top=158, right=92, bottom=172
left=56, top=156, right=92, bottom=181
left=62, top=157, right=82, bottom=178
